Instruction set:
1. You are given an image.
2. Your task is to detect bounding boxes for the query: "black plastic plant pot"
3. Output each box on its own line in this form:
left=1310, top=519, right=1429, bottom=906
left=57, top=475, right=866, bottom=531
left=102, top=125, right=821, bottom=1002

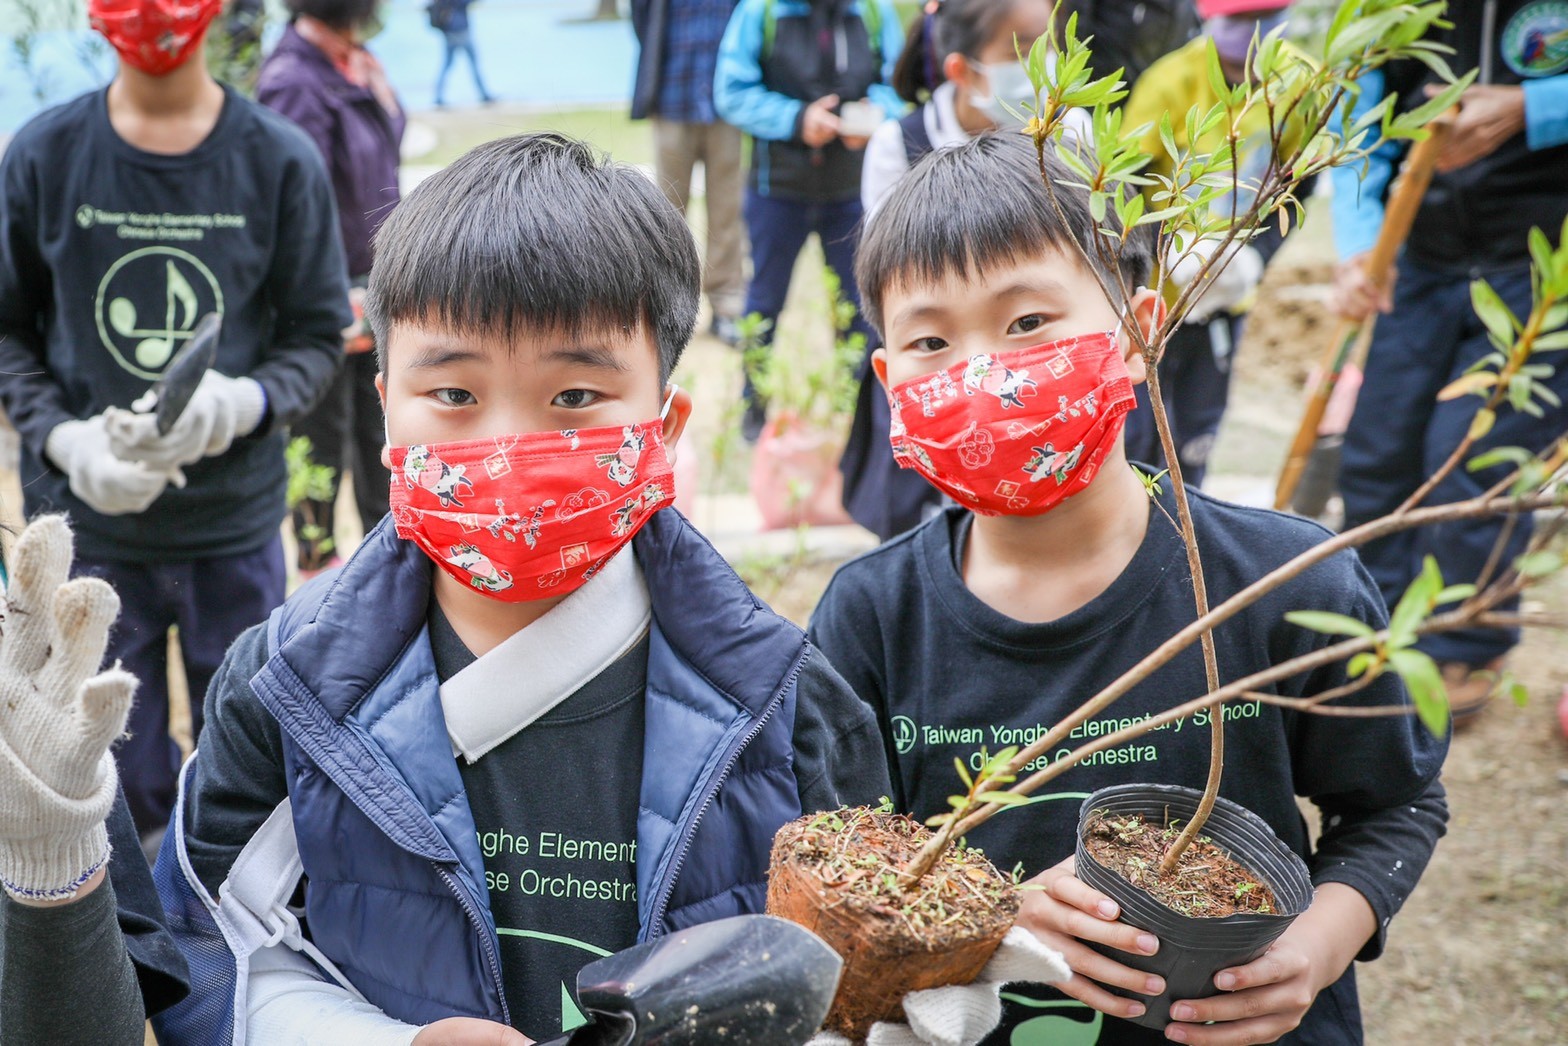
left=1074, top=783, right=1314, bottom=1031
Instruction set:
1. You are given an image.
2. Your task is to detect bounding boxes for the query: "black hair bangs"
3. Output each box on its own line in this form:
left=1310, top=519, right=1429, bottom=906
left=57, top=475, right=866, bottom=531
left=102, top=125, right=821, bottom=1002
left=856, top=131, right=1153, bottom=331
left=366, top=133, right=700, bottom=383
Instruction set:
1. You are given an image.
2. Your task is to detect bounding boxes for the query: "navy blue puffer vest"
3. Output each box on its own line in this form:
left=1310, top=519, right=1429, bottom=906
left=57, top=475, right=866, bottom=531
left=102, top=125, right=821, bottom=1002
left=247, top=509, right=806, bottom=1025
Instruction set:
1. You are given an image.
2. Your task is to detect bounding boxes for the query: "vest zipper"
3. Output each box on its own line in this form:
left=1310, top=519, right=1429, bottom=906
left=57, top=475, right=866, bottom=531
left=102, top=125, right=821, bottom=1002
left=436, top=863, right=512, bottom=1025
left=646, top=653, right=809, bottom=936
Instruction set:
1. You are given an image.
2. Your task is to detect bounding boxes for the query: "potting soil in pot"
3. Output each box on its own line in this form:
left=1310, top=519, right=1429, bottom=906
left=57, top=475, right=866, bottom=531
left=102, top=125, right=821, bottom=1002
left=767, top=808, right=1019, bottom=1038
left=1083, top=810, right=1281, bottom=918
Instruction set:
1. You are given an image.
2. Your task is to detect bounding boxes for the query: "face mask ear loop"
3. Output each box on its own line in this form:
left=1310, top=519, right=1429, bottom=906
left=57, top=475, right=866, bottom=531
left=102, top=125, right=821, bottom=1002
left=660, top=384, right=679, bottom=421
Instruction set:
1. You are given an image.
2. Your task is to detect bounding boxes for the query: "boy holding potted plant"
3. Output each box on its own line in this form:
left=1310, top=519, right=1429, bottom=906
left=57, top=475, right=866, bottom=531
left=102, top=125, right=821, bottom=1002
left=151, top=133, right=890, bottom=1044
left=810, top=132, right=1448, bottom=1044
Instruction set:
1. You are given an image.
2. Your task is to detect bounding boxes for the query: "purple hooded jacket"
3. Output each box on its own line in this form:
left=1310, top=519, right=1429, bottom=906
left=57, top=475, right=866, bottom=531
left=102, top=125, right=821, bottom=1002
left=258, top=25, right=406, bottom=279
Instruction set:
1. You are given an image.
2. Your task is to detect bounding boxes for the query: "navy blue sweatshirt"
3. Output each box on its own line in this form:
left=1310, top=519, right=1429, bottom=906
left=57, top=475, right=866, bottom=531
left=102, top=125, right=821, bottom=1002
left=0, top=85, right=349, bottom=562
left=809, top=481, right=1449, bottom=1044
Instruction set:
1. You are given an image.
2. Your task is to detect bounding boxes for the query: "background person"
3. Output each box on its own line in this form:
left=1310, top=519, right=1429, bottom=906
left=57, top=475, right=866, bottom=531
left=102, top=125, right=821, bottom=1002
left=259, top=0, right=406, bottom=575
left=429, top=0, right=495, bottom=107
left=714, top=0, right=905, bottom=441
left=0, top=0, right=349, bottom=844
left=1331, top=0, right=1568, bottom=721
left=632, top=0, right=749, bottom=346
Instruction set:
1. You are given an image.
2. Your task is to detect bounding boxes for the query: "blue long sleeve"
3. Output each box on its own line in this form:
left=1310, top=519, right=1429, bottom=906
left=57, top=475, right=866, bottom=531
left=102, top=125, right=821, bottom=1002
left=713, top=0, right=804, bottom=141
left=1524, top=75, right=1568, bottom=150
left=866, top=0, right=906, bottom=118
left=1329, top=69, right=1406, bottom=260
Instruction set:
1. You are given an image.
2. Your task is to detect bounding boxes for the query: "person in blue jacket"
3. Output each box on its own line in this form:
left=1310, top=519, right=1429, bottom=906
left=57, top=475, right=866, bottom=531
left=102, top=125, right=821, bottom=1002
left=150, top=133, right=889, bottom=1044
left=714, top=0, right=904, bottom=440
left=1330, top=0, right=1568, bottom=723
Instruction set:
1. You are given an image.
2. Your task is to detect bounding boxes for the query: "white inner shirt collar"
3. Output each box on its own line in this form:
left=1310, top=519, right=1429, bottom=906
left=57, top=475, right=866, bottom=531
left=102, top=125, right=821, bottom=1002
left=439, top=548, right=652, bottom=763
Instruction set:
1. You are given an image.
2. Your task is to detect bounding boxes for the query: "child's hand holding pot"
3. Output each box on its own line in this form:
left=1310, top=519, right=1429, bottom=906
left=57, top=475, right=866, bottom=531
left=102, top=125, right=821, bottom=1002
left=1014, top=854, right=1166, bottom=1023
left=1161, top=882, right=1373, bottom=1045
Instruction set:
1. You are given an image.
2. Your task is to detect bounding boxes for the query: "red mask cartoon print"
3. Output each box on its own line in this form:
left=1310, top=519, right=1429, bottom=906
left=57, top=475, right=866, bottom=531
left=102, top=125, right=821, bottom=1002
left=89, top=0, right=223, bottom=77
left=887, top=331, right=1135, bottom=516
left=388, top=419, right=675, bottom=601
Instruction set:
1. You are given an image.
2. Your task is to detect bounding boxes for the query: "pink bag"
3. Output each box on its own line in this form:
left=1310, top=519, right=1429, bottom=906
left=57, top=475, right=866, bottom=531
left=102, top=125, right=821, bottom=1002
left=749, top=414, right=853, bottom=530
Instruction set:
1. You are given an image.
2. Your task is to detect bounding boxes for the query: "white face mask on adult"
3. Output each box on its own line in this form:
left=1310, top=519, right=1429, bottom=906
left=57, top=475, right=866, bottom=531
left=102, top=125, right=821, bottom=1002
left=966, top=57, right=1048, bottom=129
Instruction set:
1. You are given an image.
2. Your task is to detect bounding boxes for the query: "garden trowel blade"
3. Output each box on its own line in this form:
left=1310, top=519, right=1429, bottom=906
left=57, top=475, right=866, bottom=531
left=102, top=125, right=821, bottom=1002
left=154, top=312, right=221, bottom=435
left=550, top=914, right=843, bottom=1046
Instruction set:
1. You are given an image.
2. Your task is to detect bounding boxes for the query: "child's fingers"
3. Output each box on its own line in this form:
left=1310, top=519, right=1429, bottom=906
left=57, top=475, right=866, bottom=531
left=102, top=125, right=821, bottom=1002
left=1055, top=938, right=1165, bottom=997
left=1046, top=870, right=1120, bottom=918
left=1165, top=1013, right=1296, bottom=1045
left=1055, top=969, right=1153, bottom=1023
left=1036, top=878, right=1161, bottom=958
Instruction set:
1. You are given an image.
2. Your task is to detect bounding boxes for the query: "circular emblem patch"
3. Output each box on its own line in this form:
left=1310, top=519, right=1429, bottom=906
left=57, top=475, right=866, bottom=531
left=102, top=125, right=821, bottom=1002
left=1502, top=0, right=1568, bottom=77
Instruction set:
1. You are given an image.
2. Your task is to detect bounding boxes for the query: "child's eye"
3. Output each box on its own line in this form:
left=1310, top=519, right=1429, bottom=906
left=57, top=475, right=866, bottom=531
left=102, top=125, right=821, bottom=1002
left=552, top=389, right=600, bottom=409
left=908, top=336, right=949, bottom=353
left=1008, top=314, right=1049, bottom=335
left=432, top=388, right=475, bottom=407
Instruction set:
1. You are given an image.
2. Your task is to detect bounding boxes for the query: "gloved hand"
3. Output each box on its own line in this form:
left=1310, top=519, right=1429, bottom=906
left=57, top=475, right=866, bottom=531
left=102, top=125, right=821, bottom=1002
left=1163, top=238, right=1265, bottom=324
left=0, top=516, right=136, bottom=902
left=808, top=927, right=1071, bottom=1046
left=45, top=415, right=178, bottom=516
left=105, top=370, right=266, bottom=472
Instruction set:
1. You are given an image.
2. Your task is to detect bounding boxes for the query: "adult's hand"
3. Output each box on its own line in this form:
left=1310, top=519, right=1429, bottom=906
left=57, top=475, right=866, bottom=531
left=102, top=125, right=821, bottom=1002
left=802, top=95, right=842, bottom=148
left=0, top=516, right=136, bottom=906
left=1424, top=83, right=1525, bottom=173
left=1014, top=855, right=1164, bottom=1023
left=1329, top=252, right=1394, bottom=322
left=412, top=1017, right=533, bottom=1045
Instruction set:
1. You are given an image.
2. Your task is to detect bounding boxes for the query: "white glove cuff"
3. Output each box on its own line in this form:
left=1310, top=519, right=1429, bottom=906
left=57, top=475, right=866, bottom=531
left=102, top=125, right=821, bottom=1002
left=0, top=821, right=111, bottom=902
left=231, top=377, right=268, bottom=439
left=43, top=420, right=89, bottom=474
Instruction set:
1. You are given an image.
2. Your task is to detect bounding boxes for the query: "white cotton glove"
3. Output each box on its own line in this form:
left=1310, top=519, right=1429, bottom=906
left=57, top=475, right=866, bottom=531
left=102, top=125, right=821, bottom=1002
left=807, top=927, right=1071, bottom=1046
left=1163, top=239, right=1265, bottom=324
left=45, top=415, right=179, bottom=516
left=104, top=370, right=267, bottom=472
left=0, top=516, right=136, bottom=902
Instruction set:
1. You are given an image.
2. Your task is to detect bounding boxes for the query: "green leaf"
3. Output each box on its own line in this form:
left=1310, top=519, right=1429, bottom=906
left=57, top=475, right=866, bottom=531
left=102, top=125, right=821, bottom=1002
left=1510, top=680, right=1530, bottom=708
left=1435, top=584, right=1477, bottom=605
left=1533, top=331, right=1568, bottom=352
left=1467, top=445, right=1534, bottom=472
left=1347, top=652, right=1380, bottom=679
left=1468, top=408, right=1496, bottom=441
left=1470, top=280, right=1518, bottom=348
left=1284, top=610, right=1376, bottom=638
left=953, top=757, right=973, bottom=790
left=1389, top=648, right=1449, bottom=739
left=977, top=791, right=1031, bottom=805
left=1514, top=550, right=1563, bottom=579
left=1438, top=372, right=1497, bottom=400
left=1387, top=556, right=1443, bottom=645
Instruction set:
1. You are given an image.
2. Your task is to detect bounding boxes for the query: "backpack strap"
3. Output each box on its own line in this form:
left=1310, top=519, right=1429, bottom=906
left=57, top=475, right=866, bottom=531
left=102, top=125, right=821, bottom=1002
left=217, top=798, right=367, bottom=1006
left=899, top=106, right=935, bottom=163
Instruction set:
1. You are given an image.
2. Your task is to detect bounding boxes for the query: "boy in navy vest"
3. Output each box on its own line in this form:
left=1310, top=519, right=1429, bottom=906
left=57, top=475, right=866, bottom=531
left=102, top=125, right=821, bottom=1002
left=811, top=133, right=1448, bottom=1045
left=151, top=133, right=889, bottom=1044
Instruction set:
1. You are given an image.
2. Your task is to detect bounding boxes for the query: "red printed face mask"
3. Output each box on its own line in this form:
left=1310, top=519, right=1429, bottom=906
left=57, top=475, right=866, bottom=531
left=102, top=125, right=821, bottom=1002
left=89, top=0, right=222, bottom=77
left=887, top=331, right=1135, bottom=516
left=388, top=417, right=675, bottom=602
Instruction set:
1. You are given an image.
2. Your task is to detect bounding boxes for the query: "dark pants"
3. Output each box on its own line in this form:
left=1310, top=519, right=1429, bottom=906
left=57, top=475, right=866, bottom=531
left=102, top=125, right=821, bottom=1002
left=1124, top=315, right=1237, bottom=488
left=741, top=190, right=871, bottom=405
left=435, top=28, right=491, bottom=104
left=75, top=539, right=286, bottom=835
left=290, top=350, right=389, bottom=569
left=1341, top=258, right=1563, bottom=665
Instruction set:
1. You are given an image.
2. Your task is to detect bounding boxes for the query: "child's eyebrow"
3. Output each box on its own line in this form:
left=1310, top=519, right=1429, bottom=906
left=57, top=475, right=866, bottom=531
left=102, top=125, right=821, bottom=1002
left=406, top=346, right=488, bottom=370
left=994, top=279, right=1069, bottom=301
left=542, top=346, right=630, bottom=372
left=889, top=302, right=948, bottom=330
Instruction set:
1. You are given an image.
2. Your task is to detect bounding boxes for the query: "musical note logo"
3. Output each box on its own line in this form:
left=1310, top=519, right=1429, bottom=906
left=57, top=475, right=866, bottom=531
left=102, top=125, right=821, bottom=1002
left=94, top=246, right=224, bottom=380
